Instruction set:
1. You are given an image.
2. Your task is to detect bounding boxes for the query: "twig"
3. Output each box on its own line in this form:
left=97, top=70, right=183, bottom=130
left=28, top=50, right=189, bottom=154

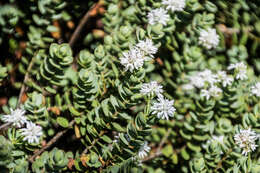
left=0, top=58, right=35, bottom=131
left=81, top=131, right=105, bottom=156
left=142, top=129, right=171, bottom=162
left=29, top=120, right=75, bottom=163
left=69, top=1, right=102, bottom=47
left=0, top=122, right=12, bottom=131
left=18, top=58, right=35, bottom=106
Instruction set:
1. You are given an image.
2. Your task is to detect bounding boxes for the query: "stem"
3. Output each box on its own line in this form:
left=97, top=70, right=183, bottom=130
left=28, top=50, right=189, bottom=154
left=142, top=129, right=171, bottom=162
left=81, top=131, right=105, bottom=156
left=18, top=58, right=35, bottom=106
left=29, top=120, right=75, bottom=163
left=69, top=1, right=102, bottom=47
left=0, top=58, right=35, bottom=131
left=0, top=122, right=12, bottom=131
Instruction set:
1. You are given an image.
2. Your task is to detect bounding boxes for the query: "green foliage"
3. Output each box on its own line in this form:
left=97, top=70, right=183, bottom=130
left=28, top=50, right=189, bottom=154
left=40, top=43, right=73, bottom=86
left=0, top=0, right=260, bottom=172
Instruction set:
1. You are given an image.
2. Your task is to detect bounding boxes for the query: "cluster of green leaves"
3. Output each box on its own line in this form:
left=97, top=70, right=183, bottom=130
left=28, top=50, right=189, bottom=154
left=0, top=0, right=260, bottom=172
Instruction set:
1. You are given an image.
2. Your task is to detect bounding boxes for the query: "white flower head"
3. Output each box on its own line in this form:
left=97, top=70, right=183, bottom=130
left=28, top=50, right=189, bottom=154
left=140, top=81, right=163, bottom=97
left=199, top=69, right=217, bottom=85
left=228, top=62, right=247, bottom=80
left=20, top=121, right=43, bottom=144
left=182, top=84, right=194, bottom=90
left=162, top=0, right=186, bottom=12
left=120, top=48, right=145, bottom=72
left=147, top=8, right=170, bottom=26
left=138, top=141, right=151, bottom=159
left=189, top=69, right=217, bottom=88
left=1, top=108, right=27, bottom=128
left=199, top=28, right=220, bottom=49
left=251, top=82, right=260, bottom=97
left=151, top=96, right=176, bottom=120
left=216, top=71, right=234, bottom=87
left=201, top=85, right=222, bottom=100
left=189, top=75, right=205, bottom=88
left=136, top=38, right=158, bottom=58
left=234, top=128, right=259, bottom=156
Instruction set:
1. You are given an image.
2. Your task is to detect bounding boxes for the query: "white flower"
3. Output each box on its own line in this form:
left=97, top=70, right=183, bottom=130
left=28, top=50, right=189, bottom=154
left=201, top=85, right=222, bottom=100
left=162, top=0, right=186, bottom=12
left=20, top=121, right=43, bottom=144
left=228, top=62, right=247, bottom=80
left=182, top=84, right=194, bottom=90
left=199, top=28, right=220, bottom=49
left=151, top=96, right=176, bottom=120
left=189, top=75, right=205, bottom=88
left=138, top=141, right=151, bottom=159
left=216, top=71, right=234, bottom=87
left=1, top=108, right=27, bottom=128
left=189, top=69, right=217, bottom=88
left=199, top=69, right=217, bottom=85
left=136, top=38, right=158, bottom=58
left=140, top=81, right=163, bottom=97
left=251, top=82, right=260, bottom=97
left=234, top=128, right=259, bottom=156
left=120, top=48, right=145, bottom=72
left=147, top=8, right=170, bottom=26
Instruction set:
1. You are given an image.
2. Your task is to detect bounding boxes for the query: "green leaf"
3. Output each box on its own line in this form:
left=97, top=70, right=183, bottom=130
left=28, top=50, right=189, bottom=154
left=57, top=117, right=69, bottom=128
left=162, top=144, right=174, bottom=158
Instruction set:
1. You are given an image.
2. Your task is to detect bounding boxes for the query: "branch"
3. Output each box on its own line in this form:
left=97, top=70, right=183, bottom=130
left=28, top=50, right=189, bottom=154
left=29, top=120, right=75, bottom=163
left=0, top=58, right=35, bottom=131
left=81, top=131, right=105, bottom=156
left=142, top=129, right=171, bottom=162
left=0, top=122, right=12, bottom=131
left=18, top=57, right=35, bottom=106
left=69, top=1, right=102, bottom=47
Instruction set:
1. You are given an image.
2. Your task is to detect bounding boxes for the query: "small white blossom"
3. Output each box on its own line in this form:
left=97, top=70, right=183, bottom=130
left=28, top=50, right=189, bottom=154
left=162, top=0, right=186, bottom=12
left=189, top=69, right=217, bottom=88
left=189, top=75, right=205, bottom=88
left=199, top=28, right=219, bottom=49
left=147, top=8, right=170, bottom=26
left=20, top=121, right=43, bottom=144
left=216, top=71, right=234, bottom=87
left=151, top=96, right=175, bottom=120
left=136, top=38, right=158, bottom=58
left=120, top=48, right=145, bottom=72
left=138, top=141, right=151, bottom=159
left=234, top=128, right=259, bottom=156
left=228, top=62, right=247, bottom=80
left=140, top=81, right=163, bottom=97
left=199, top=69, right=217, bottom=85
left=201, top=85, right=222, bottom=100
left=251, top=82, right=260, bottom=97
left=1, top=108, right=27, bottom=128
left=182, top=84, right=194, bottom=90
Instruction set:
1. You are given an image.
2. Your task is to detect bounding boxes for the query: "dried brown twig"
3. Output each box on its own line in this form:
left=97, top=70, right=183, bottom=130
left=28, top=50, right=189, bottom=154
left=29, top=120, right=75, bottom=163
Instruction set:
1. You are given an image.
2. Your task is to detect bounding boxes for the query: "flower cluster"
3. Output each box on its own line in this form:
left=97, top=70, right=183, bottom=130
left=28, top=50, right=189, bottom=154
left=1, top=108, right=43, bottom=144
left=228, top=62, right=248, bottom=80
left=1, top=108, right=27, bottom=128
left=234, top=128, right=259, bottom=156
left=140, top=81, right=176, bottom=120
left=120, top=38, right=157, bottom=72
left=251, top=82, right=260, bottom=97
left=137, top=141, right=151, bottom=159
left=185, top=63, right=248, bottom=100
left=199, top=28, right=220, bottom=49
left=147, top=0, right=186, bottom=26
left=140, top=81, right=163, bottom=97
